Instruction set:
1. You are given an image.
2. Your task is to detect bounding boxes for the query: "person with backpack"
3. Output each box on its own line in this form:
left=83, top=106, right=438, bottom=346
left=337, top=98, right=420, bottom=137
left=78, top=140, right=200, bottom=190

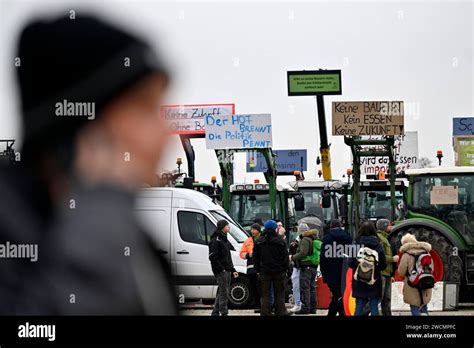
left=290, top=228, right=321, bottom=314
left=349, top=222, right=386, bottom=316
left=376, top=219, right=400, bottom=316
left=397, top=233, right=433, bottom=316
left=240, top=223, right=262, bottom=313
left=209, top=220, right=239, bottom=316
left=253, top=220, right=292, bottom=316
left=320, top=219, right=353, bottom=316
left=288, top=223, right=310, bottom=313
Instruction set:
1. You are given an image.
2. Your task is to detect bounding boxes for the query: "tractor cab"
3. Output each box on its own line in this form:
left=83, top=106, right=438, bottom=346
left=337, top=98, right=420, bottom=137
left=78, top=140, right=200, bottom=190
left=359, top=178, right=407, bottom=222
left=288, top=179, right=349, bottom=229
left=406, top=167, right=474, bottom=246
left=229, top=182, right=301, bottom=234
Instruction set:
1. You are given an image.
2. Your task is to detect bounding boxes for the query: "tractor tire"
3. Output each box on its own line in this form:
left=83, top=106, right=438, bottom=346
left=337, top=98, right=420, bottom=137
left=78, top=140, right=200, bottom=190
left=228, top=276, right=254, bottom=309
left=390, top=226, right=464, bottom=283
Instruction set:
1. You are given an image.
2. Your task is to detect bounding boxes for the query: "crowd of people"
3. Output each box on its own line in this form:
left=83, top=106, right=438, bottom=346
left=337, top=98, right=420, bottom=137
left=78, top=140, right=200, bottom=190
left=209, top=217, right=434, bottom=317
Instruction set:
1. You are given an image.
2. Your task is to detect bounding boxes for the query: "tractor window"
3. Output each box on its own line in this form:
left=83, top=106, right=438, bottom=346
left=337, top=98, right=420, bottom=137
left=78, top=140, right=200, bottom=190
left=230, top=193, right=281, bottom=228
left=361, top=190, right=404, bottom=221
left=296, top=190, right=337, bottom=223
left=412, top=175, right=474, bottom=245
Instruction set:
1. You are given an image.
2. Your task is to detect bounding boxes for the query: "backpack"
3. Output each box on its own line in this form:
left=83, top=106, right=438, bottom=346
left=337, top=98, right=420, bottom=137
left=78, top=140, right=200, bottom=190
left=353, top=247, right=379, bottom=285
left=302, top=239, right=321, bottom=266
left=407, top=252, right=435, bottom=290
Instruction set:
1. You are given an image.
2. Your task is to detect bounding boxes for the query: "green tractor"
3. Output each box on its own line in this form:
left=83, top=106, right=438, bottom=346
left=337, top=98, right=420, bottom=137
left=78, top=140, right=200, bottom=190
left=217, top=147, right=304, bottom=234
left=228, top=182, right=302, bottom=234
left=390, top=167, right=474, bottom=302
left=357, top=178, right=407, bottom=222
left=289, top=179, right=350, bottom=237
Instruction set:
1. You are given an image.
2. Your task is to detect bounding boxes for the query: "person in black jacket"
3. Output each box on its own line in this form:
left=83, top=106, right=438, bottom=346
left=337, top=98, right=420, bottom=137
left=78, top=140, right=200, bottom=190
left=320, top=219, right=353, bottom=316
left=209, top=220, right=238, bottom=316
left=253, top=220, right=291, bottom=316
left=349, top=221, right=386, bottom=316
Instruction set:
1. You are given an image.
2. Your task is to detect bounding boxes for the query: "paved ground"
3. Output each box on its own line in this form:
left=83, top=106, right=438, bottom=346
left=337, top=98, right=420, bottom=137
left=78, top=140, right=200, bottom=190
left=180, top=303, right=474, bottom=316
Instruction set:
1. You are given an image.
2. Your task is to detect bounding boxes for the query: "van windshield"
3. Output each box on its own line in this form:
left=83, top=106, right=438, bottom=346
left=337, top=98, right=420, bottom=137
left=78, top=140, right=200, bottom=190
left=210, top=210, right=248, bottom=243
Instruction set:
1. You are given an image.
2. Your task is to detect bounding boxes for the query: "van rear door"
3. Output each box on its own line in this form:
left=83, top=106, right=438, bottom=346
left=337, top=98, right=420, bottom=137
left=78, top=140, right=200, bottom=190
left=135, top=193, right=172, bottom=264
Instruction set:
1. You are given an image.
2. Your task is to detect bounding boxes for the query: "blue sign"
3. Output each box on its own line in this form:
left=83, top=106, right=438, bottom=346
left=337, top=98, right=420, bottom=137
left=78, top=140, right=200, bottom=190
left=246, top=149, right=307, bottom=173
left=453, top=117, right=474, bottom=136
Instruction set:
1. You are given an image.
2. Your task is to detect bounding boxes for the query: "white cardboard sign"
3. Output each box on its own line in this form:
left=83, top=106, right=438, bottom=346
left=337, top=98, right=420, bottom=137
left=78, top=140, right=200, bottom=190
left=205, top=114, right=272, bottom=150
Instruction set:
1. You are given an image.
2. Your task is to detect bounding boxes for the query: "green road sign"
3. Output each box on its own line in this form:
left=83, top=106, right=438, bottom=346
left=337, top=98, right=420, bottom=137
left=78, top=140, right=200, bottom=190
left=287, top=70, right=342, bottom=96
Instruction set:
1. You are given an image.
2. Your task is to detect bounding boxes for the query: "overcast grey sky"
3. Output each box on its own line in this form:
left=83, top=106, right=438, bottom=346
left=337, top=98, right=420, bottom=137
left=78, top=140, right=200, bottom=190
left=1, top=0, right=472, bottom=184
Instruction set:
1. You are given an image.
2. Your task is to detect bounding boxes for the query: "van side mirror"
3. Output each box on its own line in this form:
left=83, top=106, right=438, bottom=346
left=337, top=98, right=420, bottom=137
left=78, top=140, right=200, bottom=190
left=322, top=193, right=331, bottom=208
left=293, top=193, right=305, bottom=211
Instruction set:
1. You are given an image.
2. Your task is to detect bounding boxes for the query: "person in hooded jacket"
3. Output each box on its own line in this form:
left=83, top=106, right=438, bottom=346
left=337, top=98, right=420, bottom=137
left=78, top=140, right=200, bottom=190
left=349, top=221, right=386, bottom=316
left=290, top=228, right=320, bottom=314
left=240, top=223, right=261, bottom=312
left=320, top=219, right=353, bottom=316
left=397, top=233, right=433, bottom=316
left=209, top=220, right=239, bottom=316
left=253, top=220, right=291, bottom=316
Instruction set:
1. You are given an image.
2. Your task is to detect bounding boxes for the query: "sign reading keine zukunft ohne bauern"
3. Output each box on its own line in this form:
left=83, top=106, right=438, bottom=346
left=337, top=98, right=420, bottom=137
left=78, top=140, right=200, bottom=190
left=332, top=101, right=404, bottom=136
left=205, top=114, right=272, bottom=150
left=161, top=103, right=235, bottom=135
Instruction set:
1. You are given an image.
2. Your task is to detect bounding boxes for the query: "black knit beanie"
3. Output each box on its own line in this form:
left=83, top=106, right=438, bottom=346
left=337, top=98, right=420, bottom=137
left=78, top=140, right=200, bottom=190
left=217, top=220, right=229, bottom=231
left=16, top=15, right=169, bottom=159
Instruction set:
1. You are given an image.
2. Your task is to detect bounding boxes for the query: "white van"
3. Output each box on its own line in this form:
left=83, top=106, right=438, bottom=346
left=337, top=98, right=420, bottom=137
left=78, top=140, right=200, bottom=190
left=135, top=187, right=254, bottom=308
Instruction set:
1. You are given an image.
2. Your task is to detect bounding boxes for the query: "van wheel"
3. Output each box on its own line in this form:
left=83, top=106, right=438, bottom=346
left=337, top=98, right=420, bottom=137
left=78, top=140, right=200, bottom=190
left=229, top=276, right=254, bottom=309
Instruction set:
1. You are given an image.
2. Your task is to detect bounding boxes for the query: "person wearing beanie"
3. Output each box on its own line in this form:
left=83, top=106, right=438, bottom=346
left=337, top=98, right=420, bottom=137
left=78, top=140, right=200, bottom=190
left=398, top=233, right=433, bottom=316
left=290, top=228, right=321, bottom=314
left=209, top=219, right=238, bottom=316
left=375, top=219, right=400, bottom=316
left=320, top=219, right=352, bottom=316
left=253, top=220, right=292, bottom=316
left=288, top=222, right=310, bottom=313
left=3, top=15, right=177, bottom=315
left=240, top=223, right=262, bottom=312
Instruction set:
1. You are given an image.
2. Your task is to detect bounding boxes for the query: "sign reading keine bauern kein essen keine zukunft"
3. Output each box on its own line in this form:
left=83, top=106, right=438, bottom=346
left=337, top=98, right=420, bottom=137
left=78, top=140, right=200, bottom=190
left=332, top=101, right=404, bottom=136
left=205, top=114, right=272, bottom=150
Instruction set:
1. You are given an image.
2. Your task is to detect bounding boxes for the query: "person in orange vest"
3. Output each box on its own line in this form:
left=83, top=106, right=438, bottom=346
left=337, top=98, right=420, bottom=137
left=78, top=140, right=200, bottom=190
left=240, top=223, right=262, bottom=313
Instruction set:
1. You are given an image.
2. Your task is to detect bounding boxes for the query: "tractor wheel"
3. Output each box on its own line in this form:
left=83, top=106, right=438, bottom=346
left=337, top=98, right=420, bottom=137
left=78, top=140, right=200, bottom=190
left=390, top=226, right=463, bottom=283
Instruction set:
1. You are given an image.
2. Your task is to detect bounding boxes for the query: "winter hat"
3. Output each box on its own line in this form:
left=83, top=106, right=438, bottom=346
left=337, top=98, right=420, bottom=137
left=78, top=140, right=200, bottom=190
left=264, top=220, right=278, bottom=231
left=250, top=223, right=261, bottom=232
left=17, top=15, right=169, bottom=153
left=330, top=219, right=342, bottom=229
left=297, top=222, right=310, bottom=232
left=401, top=233, right=417, bottom=245
left=376, top=219, right=391, bottom=231
left=217, top=220, right=229, bottom=231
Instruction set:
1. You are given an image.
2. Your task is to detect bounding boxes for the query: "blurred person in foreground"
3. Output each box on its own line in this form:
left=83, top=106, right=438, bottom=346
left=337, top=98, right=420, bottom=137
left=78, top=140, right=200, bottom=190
left=0, top=15, right=177, bottom=314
